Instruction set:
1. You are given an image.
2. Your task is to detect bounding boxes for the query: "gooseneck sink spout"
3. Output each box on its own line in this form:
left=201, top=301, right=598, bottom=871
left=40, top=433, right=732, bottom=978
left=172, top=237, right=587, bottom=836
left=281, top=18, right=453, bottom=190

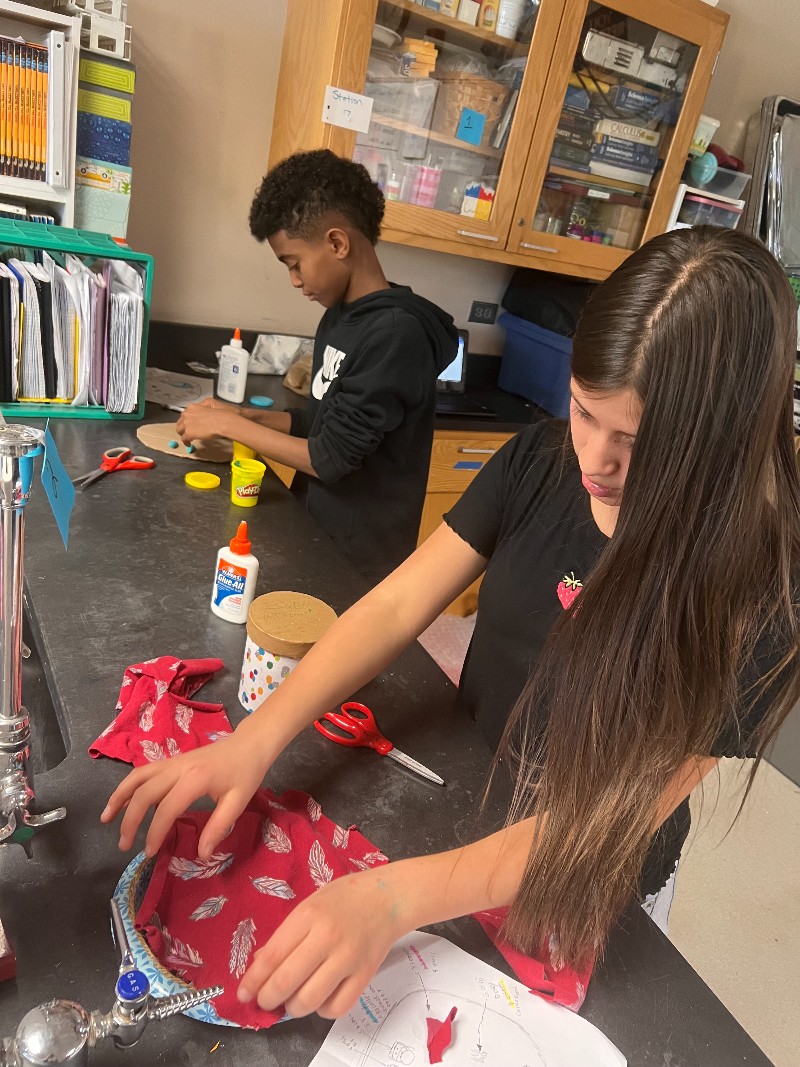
left=0, top=426, right=65, bottom=854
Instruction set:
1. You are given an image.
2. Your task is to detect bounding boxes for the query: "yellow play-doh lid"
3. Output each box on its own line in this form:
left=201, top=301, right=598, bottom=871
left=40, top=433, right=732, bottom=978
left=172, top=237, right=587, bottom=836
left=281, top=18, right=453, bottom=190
left=185, top=471, right=221, bottom=491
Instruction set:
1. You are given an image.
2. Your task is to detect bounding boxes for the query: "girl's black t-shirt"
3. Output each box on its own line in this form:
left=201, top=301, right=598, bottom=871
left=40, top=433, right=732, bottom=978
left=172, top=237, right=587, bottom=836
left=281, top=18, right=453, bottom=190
left=445, top=419, right=782, bottom=897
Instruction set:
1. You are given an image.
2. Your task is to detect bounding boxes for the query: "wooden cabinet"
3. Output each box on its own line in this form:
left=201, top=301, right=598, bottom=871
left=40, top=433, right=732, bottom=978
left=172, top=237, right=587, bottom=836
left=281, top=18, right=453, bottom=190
left=271, top=0, right=728, bottom=282
left=418, top=428, right=514, bottom=616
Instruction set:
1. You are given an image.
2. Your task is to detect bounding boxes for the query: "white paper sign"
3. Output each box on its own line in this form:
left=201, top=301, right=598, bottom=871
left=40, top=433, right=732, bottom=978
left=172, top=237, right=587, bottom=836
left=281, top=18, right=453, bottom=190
left=322, top=85, right=374, bottom=134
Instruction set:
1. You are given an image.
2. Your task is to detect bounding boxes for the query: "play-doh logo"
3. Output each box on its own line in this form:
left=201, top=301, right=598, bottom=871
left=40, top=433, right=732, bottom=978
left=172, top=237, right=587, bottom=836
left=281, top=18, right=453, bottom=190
left=235, top=483, right=260, bottom=498
left=214, top=562, right=246, bottom=606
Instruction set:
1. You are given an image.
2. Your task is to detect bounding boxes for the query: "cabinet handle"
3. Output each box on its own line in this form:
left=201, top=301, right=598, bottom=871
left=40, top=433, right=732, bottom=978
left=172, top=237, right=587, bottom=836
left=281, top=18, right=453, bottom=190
left=457, top=230, right=500, bottom=242
left=520, top=242, right=559, bottom=253
left=458, top=447, right=497, bottom=455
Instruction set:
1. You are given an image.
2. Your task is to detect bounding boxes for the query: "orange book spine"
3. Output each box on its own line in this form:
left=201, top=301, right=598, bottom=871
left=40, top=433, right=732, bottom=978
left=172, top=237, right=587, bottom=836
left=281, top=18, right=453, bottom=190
left=41, top=46, right=47, bottom=180
left=0, top=39, right=7, bottom=176
left=10, top=43, right=20, bottom=178
left=33, top=46, right=45, bottom=180
left=22, top=44, right=33, bottom=180
left=4, top=42, right=13, bottom=177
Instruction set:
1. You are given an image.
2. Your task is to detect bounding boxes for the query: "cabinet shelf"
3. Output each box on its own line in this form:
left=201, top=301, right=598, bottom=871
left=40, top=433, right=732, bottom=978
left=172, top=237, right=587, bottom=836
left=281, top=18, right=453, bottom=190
left=380, top=0, right=526, bottom=54
left=372, top=113, right=503, bottom=159
left=548, top=163, right=652, bottom=196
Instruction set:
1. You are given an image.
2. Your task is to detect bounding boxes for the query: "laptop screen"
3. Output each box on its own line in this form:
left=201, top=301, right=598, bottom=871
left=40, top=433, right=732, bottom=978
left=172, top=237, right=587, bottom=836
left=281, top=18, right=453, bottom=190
left=437, top=330, right=468, bottom=393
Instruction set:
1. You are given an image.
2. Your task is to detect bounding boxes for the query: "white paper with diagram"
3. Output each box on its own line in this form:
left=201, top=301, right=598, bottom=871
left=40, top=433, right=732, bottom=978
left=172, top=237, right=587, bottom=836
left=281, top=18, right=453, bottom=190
left=308, top=931, right=625, bottom=1067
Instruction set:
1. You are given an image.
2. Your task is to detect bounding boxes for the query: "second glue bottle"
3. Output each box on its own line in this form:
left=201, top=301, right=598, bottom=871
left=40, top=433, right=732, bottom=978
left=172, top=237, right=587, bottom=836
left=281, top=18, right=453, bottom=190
left=211, top=521, right=259, bottom=623
left=217, top=328, right=250, bottom=404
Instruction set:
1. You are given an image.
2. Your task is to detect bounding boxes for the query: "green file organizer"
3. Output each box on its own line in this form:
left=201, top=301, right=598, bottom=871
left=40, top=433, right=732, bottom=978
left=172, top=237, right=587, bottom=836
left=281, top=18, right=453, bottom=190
left=0, top=220, right=153, bottom=420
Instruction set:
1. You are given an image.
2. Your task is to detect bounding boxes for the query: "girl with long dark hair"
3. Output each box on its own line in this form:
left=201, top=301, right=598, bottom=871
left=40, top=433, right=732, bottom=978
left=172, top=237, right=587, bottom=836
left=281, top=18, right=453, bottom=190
left=104, top=227, right=800, bottom=1015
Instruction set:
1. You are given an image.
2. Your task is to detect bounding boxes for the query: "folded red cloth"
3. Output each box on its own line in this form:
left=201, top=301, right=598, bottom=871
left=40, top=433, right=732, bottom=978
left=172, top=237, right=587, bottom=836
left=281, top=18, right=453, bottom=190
left=89, top=656, right=233, bottom=766
left=135, top=788, right=389, bottom=1029
left=472, top=908, right=594, bottom=1011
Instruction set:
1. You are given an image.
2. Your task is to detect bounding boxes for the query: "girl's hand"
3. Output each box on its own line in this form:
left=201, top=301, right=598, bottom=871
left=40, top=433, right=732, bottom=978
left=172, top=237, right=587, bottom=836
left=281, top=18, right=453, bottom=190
left=237, top=867, right=406, bottom=1020
left=100, top=728, right=273, bottom=860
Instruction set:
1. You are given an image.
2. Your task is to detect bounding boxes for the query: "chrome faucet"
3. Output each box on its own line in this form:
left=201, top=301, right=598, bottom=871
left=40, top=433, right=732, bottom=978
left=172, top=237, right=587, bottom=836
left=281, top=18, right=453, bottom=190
left=0, top=426, right=65, bottom=854
left=0, top=900, right=222, bottom=1065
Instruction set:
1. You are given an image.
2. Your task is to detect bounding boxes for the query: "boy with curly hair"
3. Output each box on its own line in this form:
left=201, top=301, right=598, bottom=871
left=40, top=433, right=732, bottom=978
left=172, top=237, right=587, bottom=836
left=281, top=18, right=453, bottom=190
left=178, top=149, right=458, bottom=582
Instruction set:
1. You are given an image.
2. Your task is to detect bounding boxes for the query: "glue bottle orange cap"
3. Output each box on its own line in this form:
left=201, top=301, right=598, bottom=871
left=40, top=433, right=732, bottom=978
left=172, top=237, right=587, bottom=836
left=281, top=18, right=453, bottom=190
left=229, top=521, right=252, bottom=555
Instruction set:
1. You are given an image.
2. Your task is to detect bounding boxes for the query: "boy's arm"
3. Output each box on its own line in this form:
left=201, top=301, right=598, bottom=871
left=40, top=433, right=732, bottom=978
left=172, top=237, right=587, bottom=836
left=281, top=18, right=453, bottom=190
left=307, top=316, right=432, bottom=485
left=177, top=403, right=319, bottom=478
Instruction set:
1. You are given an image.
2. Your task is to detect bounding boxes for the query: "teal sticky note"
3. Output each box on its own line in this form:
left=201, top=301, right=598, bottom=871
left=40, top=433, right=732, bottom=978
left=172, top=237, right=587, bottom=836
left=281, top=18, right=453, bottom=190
left=456, top=108, right=486, bottom=146
left=42, top=424, right=75, bottom=549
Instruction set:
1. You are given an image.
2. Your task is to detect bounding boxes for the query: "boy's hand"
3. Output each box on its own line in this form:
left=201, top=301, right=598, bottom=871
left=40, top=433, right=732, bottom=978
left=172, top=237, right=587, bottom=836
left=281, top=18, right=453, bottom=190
left=177, top=401, right=240, bottom=445
left=237, top=867, right=406, bottom=1020
left=100, top=730, right=272, bottom=860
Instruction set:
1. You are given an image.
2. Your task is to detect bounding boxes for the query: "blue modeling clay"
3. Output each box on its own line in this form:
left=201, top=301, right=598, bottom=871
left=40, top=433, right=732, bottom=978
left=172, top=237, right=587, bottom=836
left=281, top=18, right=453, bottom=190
left=249, top=396, right=274, bottom=408
left=168, top=440, right=179, bottom=448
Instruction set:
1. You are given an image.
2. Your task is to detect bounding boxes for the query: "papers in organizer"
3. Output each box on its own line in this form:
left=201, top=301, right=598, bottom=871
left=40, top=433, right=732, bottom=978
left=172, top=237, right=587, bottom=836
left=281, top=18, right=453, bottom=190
left=106, top=259, right=143, bottom=413
left=309, top=931, right=625, bottom=1067
left=7, top=260, right=46, bottom=400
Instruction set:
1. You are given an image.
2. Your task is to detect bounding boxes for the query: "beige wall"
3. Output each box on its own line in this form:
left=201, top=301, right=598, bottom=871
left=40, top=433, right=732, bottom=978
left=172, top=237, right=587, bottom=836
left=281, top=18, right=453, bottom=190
left=706, top=0, right=800, bottom=159
left=126, top=0, right=512, bottom=353
left=127, top=0, right=800, bottom=353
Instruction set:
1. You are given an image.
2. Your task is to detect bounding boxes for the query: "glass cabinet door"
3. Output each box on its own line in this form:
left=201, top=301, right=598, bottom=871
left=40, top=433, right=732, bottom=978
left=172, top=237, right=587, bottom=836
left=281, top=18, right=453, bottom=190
left=508, top=0, right=725, bottom=274
left=348, top=0, right=563, bottom=249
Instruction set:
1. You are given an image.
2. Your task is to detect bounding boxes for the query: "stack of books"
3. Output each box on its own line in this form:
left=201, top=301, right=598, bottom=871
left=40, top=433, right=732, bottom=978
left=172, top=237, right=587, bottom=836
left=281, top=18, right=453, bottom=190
left=551, top=69, right=666, bottom=189
left=0, top=37, right=49, bottom=182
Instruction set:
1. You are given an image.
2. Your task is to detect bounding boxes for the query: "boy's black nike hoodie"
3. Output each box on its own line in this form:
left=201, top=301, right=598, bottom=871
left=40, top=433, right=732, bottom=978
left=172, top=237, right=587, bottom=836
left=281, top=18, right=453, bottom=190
left=288, top=284, right=458, bottom=583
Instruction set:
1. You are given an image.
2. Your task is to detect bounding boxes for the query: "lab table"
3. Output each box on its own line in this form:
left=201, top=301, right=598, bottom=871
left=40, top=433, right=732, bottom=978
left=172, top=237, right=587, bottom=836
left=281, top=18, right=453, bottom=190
left=0, top=414, right=775, bottom=1067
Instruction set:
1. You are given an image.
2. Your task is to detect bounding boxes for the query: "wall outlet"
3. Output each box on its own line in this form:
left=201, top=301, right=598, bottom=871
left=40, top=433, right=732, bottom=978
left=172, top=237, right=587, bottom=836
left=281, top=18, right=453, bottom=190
left=468, top=300, right=498, bottom=324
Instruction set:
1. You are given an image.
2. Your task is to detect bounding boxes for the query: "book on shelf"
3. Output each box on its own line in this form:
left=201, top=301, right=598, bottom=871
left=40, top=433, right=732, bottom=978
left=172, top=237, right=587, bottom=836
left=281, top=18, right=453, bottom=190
left=551, top=142, right=592, bottom=167
left=593, top=117, right=660, bottom=147
left=600, top=83, right=663, bottom=116
left=555, top=124, right=594, bottom=151
left=591, top=136, right=659, bottom=169
left=557, top=108, right=596, bottom=134
left=588, top=158, right=656, bottom=187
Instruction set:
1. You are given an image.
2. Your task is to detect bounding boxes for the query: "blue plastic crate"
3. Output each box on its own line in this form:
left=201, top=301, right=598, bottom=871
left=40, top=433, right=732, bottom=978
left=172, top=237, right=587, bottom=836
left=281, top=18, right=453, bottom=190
left=497, top=312, right=572, bottom=418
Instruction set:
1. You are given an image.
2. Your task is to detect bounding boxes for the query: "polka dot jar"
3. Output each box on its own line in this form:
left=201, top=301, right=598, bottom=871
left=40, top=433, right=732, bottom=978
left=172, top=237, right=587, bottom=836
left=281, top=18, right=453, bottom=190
left=239, top=591, right=337, bottom=713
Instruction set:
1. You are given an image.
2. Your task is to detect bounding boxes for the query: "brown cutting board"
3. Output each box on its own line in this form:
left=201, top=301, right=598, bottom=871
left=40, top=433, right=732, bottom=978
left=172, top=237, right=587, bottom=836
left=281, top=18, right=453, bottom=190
left=136, top=422, right=232, bottom=464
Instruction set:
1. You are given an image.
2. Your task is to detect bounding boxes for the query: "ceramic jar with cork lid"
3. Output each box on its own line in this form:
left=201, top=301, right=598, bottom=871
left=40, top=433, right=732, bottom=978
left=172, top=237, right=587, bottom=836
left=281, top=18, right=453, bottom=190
left=239, top=591, right=338, bottom=713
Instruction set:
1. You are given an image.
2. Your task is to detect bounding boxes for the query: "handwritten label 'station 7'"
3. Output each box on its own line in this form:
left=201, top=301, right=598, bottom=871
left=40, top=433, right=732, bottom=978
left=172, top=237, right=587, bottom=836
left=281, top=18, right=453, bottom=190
left=322, top=85, right=373, bottom=134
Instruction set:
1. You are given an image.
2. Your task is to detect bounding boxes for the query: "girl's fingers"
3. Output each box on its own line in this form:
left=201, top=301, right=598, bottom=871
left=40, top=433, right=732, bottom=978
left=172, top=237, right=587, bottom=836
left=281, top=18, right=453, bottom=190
left=100, top=765, right=154, bottom=822
left=280, top=959, right=356, bottom=1020
left=238, top=923, right=317, bottom=1008
left=318, top=975, right=369, bottom=1020
left=197, top=793, right=248, bottom=861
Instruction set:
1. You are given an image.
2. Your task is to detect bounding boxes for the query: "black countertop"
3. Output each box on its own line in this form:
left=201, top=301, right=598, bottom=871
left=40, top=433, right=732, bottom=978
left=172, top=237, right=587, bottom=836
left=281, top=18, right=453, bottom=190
left=146, top=320, right=541, bottom=436
left=0, top=409, right=775, bottom=1066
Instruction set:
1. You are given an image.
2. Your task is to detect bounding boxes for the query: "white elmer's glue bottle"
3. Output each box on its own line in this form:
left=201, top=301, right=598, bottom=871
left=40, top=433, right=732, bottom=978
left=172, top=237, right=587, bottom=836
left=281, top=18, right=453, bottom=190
left=211, top=521, right=259, bottom=623
left=217, top=328, right=249, bottom=404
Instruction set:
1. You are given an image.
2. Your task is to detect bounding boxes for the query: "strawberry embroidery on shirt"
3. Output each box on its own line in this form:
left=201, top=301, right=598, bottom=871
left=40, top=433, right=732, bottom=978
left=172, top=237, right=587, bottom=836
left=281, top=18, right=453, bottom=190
left=557, top=572, right=583, bottom=609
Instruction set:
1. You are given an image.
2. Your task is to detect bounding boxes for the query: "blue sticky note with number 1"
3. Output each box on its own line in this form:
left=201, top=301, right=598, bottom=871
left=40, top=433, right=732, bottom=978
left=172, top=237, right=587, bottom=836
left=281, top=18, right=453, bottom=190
left=43, top=424, right=75, bottom=549
left=456, top=107, right=486, bottom=147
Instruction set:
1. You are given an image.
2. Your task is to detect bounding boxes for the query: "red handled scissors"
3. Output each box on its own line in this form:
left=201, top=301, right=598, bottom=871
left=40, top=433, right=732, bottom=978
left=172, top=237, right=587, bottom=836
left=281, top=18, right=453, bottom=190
left=314, top=702, right=445, bottom=787
left=72, top=446, right=155, bottom=490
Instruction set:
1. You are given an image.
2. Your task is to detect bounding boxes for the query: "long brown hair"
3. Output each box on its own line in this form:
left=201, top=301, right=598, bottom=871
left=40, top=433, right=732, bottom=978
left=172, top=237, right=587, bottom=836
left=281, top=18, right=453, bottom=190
left=500, top=227, right=800, bottom=968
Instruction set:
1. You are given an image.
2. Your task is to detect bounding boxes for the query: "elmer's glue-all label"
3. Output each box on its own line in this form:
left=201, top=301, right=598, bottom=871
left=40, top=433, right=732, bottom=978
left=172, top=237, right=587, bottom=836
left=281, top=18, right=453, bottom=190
left=211, top=521, right=259, bottom=623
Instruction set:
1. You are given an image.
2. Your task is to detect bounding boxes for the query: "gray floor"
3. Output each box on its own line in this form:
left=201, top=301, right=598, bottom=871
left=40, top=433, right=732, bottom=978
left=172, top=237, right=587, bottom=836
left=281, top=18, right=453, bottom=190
left=670, top=759, right=800, bottom=1067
